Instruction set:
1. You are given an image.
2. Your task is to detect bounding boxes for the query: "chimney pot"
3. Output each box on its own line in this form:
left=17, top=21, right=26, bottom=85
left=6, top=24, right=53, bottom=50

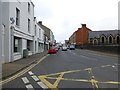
left=81, top=24, right=86, bottom=27
left=38, top=21, right=42, bottom=25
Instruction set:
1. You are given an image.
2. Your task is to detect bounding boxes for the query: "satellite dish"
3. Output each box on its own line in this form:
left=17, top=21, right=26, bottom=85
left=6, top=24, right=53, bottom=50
left=10, top=17, right=15, bottom=24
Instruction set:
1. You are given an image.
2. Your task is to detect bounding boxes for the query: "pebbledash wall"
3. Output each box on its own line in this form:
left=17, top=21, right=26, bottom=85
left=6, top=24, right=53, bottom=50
left=2, top=0, right=45, bottom=63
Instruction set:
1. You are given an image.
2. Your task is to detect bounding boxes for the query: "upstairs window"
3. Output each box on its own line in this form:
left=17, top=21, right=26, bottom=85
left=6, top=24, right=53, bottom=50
left=28, top=3, right=30, bottom=13
left=35, top=25, right=37, bottom=35
left=16, top=8, right=20, bottom=27
left=39, top=29, right=41, bottom=38
left=28, top=19, right=30, bottom=33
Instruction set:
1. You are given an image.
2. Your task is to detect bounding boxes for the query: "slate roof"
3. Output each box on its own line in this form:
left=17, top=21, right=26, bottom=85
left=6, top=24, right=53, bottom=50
left=89, top=30, right=120, bottom=38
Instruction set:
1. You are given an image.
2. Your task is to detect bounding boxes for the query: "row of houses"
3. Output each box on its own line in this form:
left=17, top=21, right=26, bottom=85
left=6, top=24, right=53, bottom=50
left=68, top=24, right=120, bottom=48
left=0, top=0, right=55, bottom=64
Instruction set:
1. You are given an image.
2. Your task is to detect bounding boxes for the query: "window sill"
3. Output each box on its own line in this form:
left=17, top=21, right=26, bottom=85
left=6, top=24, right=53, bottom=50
left=14, top=52, right=21, bottom=56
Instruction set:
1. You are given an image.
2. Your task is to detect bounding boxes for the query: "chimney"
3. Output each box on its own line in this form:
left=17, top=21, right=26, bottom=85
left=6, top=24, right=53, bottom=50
left=81, top=24, right=86, bottom=27
left=38, top=21, right=42, bottom=25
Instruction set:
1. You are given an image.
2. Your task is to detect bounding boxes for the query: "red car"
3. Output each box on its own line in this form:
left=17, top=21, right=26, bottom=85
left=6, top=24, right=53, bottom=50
left=48, top=47, right=57, bottom=54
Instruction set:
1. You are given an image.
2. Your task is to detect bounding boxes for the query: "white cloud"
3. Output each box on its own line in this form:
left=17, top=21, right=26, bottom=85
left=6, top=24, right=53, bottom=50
left=32, top=0, right=119, bottom=42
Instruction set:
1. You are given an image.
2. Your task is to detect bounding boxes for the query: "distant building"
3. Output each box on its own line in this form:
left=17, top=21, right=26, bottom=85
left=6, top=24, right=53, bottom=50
left=88, top=30, right=120, bottom=45
left=38, top=21, right=55, bottom=50
left=69, top=24, right=91, bottom=48
left=34, top=17, right=44, bottom=54
left=65, top=40, right=69, bottom=45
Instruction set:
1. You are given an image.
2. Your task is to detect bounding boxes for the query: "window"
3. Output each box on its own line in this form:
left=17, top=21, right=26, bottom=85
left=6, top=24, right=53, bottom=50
left=16, top=8, right=20, bottom=27
left=101, top=37, right=105, bottom=43
left=27, top=40, right=31, bottom=51
left=35, top=41, right=37, bottom=52
left=28, top=19, right=30, bottom=33
left=28, top=3, right=30, bottom=13
left=35, top=25, right=37, bottom=35
left=108, top=36, right=112, bottom=44
left=14, top=37, right=20, bottom=52
left=116, top=36, right=120, bottom=44
left=39, top=29, right=41, bottom=37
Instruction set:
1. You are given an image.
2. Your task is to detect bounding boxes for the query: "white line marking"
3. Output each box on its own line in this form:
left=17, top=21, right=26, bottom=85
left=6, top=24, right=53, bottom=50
left=28, top=71, right=34, bottom=75
left=25, top=84, right=34, bottom=89
left=22, top=77, right=30, bottom=84
left=31, top=75, right=39, bottom=81
left=37, top=82, right=48, bottom=89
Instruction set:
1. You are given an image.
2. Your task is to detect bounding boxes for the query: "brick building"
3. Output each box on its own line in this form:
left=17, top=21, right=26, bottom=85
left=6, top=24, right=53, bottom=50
left=69, top=24, right=91, bottom=48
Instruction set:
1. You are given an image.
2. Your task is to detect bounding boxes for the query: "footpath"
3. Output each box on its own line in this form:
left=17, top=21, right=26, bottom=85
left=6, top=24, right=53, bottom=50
left=2, top=51, right=48, bottom=80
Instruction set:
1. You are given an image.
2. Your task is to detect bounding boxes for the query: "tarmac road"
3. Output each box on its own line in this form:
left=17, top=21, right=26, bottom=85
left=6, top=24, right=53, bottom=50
left=2, top=49, right=119, bottom=89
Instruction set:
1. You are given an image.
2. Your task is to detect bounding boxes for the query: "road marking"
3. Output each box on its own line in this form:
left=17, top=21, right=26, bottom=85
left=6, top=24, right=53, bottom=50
left=38, top=65, right=120, bottom=89
left=37, top=82, right=48, bottom=89
left=0, top=54, right=49, bottom=85
left=31, top=75, right=39, bottom=81
left=25, top=84, right=34, bottom=89
left=28, top=71, right=34, bottom=76
left=87, top=68, right=99, bottom=88
left=53, top=72, right=64, bottom=87
left=22, top=77, right=30, bottom=84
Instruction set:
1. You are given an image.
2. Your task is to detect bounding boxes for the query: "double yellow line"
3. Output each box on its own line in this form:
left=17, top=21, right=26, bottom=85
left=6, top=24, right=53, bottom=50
left=0, top=54, right=49, bottom=85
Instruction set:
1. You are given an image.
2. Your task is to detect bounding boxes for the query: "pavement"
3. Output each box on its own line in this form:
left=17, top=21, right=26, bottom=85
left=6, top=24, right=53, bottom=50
left=2, top=51, right=48, bottom=80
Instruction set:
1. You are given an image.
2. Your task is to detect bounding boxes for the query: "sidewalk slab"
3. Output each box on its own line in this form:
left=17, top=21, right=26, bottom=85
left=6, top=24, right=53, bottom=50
left=2, top=51, right=48, bottom=80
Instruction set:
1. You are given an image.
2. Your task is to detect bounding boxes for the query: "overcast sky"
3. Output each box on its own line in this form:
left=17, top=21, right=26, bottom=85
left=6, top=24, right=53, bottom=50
left=32, top=0, right=119, bottom=43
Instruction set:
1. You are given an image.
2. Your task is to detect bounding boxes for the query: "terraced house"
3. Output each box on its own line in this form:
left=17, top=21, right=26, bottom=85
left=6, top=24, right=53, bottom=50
left=1, top=0, right=54, bottom=64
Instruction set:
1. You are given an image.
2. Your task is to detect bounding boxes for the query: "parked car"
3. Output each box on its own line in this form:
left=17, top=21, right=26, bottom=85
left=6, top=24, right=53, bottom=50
left=69, top=44, right=75, bottom=50
left=62, top=46, right=67, bottom=51
left=48, top=47, right=57, bottom=54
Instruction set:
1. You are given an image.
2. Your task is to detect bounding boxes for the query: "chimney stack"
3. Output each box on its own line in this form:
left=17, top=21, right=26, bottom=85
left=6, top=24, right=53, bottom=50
left=38, top=21, right=42, bottom=25
left=81, top=24, right=86, bottom=27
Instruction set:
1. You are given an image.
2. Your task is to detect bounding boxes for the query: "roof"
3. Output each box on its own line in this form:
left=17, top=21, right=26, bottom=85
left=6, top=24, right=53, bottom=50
left=89, top=30, right=120, bottom=38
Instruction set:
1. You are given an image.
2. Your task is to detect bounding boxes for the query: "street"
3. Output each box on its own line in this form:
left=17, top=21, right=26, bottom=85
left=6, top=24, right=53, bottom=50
left=2, top=49, right=119, bottom=89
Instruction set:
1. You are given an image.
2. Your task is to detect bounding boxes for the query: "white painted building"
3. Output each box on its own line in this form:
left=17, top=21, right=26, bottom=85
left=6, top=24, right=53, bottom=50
left=2, top=0, right=35, bottom=63
left=33, top=17, right=44, bottom=54
left=0, top=0, right=3, bottom=86
left=0, top=0, right=2, bottom=63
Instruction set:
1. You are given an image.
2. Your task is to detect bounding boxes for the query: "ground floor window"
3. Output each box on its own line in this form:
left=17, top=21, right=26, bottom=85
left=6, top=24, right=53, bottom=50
left=116, top=36, right=120, bottom=44
left=14, top=36, right=21, bottom=52
left=35, top=41, right=37, bottom=52
left=27, top=40, right=33, bottom=51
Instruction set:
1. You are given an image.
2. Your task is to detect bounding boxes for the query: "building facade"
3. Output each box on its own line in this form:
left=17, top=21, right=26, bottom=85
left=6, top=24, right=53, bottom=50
left=69, top=31, right=76, bottom=44
left=1, top=0, right=52, bottom=63
left=88, top=30, right=120, bottom=45
left=0, top=0, right=2, bottom=64
left=38, top=21, right=55, bottom=49
left=69, top=24, right=91, bottom=48
left=2, top=0, right=35, bottom=63
left=33, top=17, right=44, bottom=54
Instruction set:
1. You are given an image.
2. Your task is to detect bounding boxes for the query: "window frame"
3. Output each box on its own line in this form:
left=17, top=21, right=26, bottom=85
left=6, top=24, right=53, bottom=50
left=16, top=8, right=20, bottom=27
